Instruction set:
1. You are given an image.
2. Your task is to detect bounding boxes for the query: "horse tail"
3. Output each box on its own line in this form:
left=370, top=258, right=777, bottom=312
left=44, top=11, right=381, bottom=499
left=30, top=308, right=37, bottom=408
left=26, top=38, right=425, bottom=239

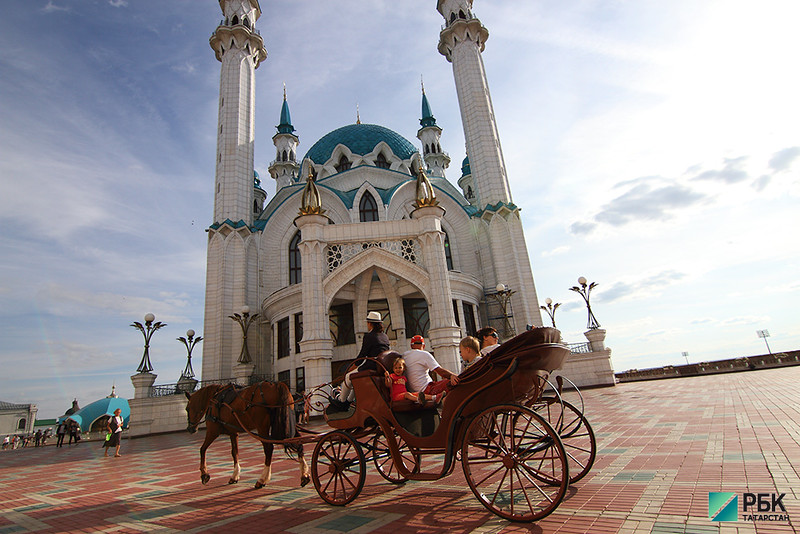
left=270, top=382, right=302, bottom=456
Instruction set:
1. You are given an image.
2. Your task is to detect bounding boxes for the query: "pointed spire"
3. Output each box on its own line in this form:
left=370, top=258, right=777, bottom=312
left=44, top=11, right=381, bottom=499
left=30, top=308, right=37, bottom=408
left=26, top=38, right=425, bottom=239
left=299, top=167, right=325, bottom=216
left=356, top=103, right=361, bottom=124
left=414, top=164, right=439, bottom=208
left=277, top=83, right=295, bottom=134
left=420, top=76, right=437, bottom=128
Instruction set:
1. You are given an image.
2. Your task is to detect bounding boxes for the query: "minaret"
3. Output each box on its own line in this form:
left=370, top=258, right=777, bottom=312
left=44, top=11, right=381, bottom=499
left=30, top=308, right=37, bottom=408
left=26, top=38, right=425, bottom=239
left=437, top=0, right=543, bottom=334
left=268, top=86, right=300, bottom=191
left=209, top=0, right=267, bottom=226
left=457, top=154, right=476, bottom=205
left=417, top=81, right=450, bottom=178
left=437, top=0, right=511, bottom=207
left=202, top=0, right=267, bottom=382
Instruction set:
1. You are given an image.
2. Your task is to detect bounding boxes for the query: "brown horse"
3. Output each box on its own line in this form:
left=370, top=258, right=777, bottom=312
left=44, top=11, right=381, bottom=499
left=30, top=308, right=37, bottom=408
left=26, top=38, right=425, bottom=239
left=185, top=381, right=310, bottom=488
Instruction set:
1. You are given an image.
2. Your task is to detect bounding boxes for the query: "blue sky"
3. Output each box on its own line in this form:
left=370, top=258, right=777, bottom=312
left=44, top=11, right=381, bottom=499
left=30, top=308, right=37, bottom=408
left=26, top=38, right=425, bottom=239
left=1, top=0, right=798, bottom=419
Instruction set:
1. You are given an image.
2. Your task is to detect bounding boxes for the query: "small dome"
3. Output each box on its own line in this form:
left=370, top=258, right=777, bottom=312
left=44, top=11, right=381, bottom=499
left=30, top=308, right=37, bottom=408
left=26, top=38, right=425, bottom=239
left=304, top=123, right=418, bottom=165
left=461, top=155, right=471, bottom=176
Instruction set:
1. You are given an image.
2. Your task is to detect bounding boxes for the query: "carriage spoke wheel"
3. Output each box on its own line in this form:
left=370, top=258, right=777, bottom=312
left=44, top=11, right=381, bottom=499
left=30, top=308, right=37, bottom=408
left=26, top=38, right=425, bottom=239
left=461, top=404, right=569, bottom=522
left=372, top=429, right=420, bottom=484
left=534, top=397, right=596, bottom=484
left=311, top=431, right=366, bottom=506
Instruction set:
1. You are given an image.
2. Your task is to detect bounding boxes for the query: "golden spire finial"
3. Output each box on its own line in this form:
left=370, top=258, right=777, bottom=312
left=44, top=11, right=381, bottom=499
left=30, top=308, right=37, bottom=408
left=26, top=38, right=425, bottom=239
left=283, top=82, right=286, bottom=100
left=414, top=164, right=439, bottom=208
left=356, top=103, right=361, bottom=124
left=421, top=75, right=425, bottom=94
left=299, top=166, right=325, bottom=216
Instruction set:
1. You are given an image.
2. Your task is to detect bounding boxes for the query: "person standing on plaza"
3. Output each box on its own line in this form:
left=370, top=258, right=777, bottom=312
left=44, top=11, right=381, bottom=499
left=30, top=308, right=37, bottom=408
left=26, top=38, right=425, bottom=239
left=2, top=435, right=9, bottom=450
left=331, top=311, right=390, bottom=410
left=55, top=421, right=66, bottom=448
left=106, top=408, right=124, bottom=457
left=34, top=429, right=42, bottom=447
left=476, top=326, right=500, bottom=356
left=402, top=335, right=459, bottom=403
left=67, top=420, right=79, bottom=446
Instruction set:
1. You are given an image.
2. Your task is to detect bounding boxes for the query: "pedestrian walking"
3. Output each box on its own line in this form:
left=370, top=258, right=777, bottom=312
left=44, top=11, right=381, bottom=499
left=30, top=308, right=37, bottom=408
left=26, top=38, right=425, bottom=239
left=105, top=408, right=124, bottom=458
left=55, top=421, right=66, bottom=448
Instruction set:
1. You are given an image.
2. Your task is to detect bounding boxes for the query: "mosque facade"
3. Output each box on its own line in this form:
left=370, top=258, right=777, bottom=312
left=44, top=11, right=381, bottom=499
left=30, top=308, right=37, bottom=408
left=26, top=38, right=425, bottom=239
left=201, top=0, right=545, bottom=393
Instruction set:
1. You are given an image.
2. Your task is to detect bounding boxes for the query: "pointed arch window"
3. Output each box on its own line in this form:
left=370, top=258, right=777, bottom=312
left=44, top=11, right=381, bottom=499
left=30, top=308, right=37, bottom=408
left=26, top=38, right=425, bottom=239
left=375, top=152, right=390, bottom=169
left=359, top=192, right=379, bottom=222
left=334, top=155, right=351, bottom=172
left=282, top=149, right=288, bottom=161
left=232, top=15, right=239, bottom=25
left=444, top=231, right=454, bottom=270
left=289, top=231, right=301, bottom=284
left=253, top=199, right=259, bottom=215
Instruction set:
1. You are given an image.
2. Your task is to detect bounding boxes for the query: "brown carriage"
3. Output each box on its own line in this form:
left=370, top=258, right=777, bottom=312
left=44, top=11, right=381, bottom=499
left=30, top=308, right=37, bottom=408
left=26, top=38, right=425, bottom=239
left=310, top=326, right=596, bottom=522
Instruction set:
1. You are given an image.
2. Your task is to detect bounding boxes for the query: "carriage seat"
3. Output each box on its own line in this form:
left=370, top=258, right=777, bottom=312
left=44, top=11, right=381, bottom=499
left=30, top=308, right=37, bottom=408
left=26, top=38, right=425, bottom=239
left=349, top=350, right=438, bottom=412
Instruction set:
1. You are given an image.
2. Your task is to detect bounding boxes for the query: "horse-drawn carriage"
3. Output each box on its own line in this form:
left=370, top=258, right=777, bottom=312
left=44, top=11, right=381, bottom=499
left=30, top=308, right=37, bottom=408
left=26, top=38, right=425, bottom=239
left=185, top=327, right=596, bottom=523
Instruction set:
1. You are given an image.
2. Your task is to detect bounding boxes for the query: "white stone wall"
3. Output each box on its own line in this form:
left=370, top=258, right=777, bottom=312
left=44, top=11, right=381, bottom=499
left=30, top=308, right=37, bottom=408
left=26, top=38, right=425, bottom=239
left=552, top=349, right=616, bottom=389
left=127, top=394, right=189, bottom=437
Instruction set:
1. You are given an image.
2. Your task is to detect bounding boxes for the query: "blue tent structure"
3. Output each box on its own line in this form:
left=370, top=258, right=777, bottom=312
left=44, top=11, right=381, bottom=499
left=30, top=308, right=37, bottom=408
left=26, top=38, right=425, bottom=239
left=59, top=395, right=130, bottom=431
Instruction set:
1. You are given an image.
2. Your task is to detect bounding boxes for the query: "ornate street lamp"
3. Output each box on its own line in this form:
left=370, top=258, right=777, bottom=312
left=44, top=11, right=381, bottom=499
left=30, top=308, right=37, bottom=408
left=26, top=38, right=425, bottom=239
left=229, top=306, right=259, bottom=364
left=178, top=329, right=202, bottom=379
left=131, top=313, right=167, bottom=373
left=569, top=277, right=600, bottom=330
left=756, top=329, right=772, bottom=355
left=540, top=298, right=561, bottom=328
left=489, top=283, right=516, bottom=339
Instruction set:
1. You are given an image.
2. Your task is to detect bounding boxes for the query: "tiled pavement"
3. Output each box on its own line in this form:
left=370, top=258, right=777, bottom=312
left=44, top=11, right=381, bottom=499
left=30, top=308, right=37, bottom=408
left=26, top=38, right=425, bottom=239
left=1, top=367, right=798, bottom=533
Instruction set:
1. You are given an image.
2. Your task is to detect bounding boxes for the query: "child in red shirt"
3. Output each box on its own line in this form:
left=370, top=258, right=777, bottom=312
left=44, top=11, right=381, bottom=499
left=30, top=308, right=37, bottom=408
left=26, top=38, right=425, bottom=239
left=385, top=358, right=418, bottom=402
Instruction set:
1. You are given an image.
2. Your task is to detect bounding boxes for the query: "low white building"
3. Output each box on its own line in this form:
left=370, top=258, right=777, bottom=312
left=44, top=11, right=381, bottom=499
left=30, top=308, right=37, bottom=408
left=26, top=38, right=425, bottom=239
left=0, top=401, right=37, bottom=435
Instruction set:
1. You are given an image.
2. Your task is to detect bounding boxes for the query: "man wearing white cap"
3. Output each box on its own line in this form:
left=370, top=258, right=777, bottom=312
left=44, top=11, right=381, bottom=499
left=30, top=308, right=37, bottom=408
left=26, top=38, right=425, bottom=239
left=330, top=311, right=391, bottom=410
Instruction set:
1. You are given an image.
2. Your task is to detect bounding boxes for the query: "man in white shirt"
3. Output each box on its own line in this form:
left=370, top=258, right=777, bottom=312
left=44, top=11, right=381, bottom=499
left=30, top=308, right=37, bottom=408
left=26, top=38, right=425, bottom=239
left=402, top=335, right=459, bottom=402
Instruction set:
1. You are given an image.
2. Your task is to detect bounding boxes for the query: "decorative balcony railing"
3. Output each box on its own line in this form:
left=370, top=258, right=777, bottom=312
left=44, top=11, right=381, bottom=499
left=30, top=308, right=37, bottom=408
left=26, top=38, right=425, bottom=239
left=326, top=239, right=422, bottom=273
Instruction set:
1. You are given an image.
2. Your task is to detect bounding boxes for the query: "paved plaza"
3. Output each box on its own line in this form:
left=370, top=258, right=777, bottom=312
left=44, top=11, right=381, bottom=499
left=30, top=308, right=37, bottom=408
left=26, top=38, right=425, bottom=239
left=1, top=367, right=798, bottom=533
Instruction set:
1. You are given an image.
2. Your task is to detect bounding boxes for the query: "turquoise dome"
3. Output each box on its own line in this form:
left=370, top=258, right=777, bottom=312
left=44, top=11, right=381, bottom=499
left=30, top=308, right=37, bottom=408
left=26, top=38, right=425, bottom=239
left=304, top=123, right=418, bottom=165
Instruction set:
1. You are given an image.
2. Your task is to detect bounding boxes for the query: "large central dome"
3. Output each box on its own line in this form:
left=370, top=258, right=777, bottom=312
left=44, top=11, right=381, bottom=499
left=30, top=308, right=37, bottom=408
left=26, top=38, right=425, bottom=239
left=304, top=123, right=418, bottom=165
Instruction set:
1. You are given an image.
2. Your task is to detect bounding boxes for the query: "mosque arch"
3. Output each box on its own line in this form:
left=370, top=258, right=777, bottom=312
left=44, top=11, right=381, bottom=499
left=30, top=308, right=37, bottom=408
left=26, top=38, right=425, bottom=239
left=289, top=231, right=301, bottom=285
left=359, top=191, right=379, bottom=222
left=322, top=247, right=432, bottom=311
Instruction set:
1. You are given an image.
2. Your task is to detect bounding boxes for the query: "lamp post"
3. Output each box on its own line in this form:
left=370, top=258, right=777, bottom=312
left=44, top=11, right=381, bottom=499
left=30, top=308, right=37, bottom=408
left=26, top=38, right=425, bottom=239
left=569, top=276, right=600, bottom=330
left=539, top=298, right=561, bottom=328
left=490, top=283, right=516, bottom=339
left=682, top=351, right=689, bottom=365
left=756, top=330, right=772, bottom=355
left=131, top=313, right=167, bottom=373
left=230, top=306, right=259, bottom=364
left=178, top=329, right=202, bottom=379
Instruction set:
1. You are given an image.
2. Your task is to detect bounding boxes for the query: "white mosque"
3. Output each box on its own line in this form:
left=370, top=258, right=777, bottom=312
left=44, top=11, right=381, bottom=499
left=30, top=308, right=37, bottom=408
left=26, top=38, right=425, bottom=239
left=202, top=0, right=548, bottom=393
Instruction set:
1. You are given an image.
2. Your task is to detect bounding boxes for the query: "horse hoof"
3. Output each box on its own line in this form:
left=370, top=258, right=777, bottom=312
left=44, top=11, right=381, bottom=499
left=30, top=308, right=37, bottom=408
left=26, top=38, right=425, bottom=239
left=300, top=476, right=310, bottom=488
left=201, top=474, right=210, bottom=485
left=228, top=479, right=238, bottom=485
left=254, top=481, right=265, bottom=489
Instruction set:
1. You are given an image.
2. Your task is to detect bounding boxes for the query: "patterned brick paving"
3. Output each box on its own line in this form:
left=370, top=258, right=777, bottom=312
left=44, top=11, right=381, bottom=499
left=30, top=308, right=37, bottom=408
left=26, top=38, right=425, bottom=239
left=1, top=367, right=798, bottom=533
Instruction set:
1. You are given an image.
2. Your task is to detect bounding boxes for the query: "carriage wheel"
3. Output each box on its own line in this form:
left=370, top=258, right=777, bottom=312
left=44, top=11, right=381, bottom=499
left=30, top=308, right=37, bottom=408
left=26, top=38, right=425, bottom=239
left=534, top=397, right=596, bottom=483
left=371, top=429, right=420, bottom=484
left=461, top=404, right=569, bottom=522
left=311, top=431, right=366, bottom=506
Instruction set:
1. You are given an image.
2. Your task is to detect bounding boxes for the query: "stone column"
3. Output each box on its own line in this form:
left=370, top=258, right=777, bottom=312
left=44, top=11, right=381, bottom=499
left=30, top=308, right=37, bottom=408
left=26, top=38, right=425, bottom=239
left=232, top=362, right=255, bottom=386
left=584, top=328, right=607, bottom=352
left=295, top=214, right=334, bottom=403
left=412, top=205, right=461, bottom=372
left=130, top=372, right=157, bottom=399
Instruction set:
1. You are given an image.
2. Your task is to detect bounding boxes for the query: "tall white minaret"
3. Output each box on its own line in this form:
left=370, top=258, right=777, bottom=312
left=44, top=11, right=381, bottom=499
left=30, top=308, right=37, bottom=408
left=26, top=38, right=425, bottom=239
left=417, top=81, right=450, bottom=178
left=268, top=86, right=300, bottom=191
left=437, top=0, right=543, bottom=334
left=209, top=0, right=267, bottom=226
left=437, top=0, right=511, bottom=208
left=202, top=0, right=268, bottom=382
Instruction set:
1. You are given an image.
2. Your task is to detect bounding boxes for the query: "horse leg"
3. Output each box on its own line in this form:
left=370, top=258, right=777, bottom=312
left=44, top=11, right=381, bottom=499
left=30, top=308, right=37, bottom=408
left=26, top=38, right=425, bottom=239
left=228, top=433, right=240, bottom=484
left=254, top=443, right=274, bottom=489
left=297, top=445, right=310, bottom=487
left=199, top=431, right=216, bottom=485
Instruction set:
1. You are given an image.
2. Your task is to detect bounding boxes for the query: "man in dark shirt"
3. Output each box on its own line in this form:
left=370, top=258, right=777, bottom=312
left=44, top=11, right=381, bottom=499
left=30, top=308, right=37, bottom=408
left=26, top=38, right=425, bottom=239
left=331, top=311, right=390, bottom=410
